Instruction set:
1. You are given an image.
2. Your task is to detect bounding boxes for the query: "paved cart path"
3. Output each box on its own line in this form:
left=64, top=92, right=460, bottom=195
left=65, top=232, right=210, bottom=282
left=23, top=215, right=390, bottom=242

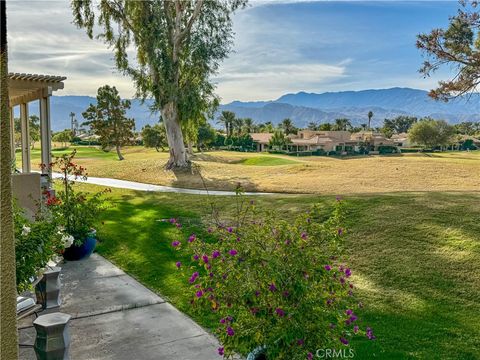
left=50, top=172, right=272, bottom=196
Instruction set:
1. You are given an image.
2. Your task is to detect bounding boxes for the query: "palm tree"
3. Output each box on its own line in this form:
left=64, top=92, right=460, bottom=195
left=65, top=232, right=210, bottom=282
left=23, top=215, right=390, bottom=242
left=268, top=130, right=291, bottom=151
left=243, top=118, right=254, bottom=134
left=333, top=118, right=352, bottom=131
left=1, top=1, right=19, bottom=356
left=233, top=117, right=244, bottom=136
left=217, top=111, right=236, bottom=137
left=368, top=111, right=374, bottom=130
left=307, top=122, right=318, bottom=131
left=280, top=118, right=296, bottom=135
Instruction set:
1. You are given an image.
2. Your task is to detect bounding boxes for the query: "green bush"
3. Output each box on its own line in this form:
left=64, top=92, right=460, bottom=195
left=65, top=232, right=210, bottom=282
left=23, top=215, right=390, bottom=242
left=169, top=195, right=374, bottom=359
left=14, top=205, right=65, bottom=292
left=378, top=145, right=398, bottom=154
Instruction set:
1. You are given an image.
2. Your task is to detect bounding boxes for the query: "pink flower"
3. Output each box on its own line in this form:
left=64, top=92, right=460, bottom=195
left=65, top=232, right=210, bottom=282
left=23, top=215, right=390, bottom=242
left=229, top=249, right=238, bottom=256
left=188, top=234, right=196, bottom=243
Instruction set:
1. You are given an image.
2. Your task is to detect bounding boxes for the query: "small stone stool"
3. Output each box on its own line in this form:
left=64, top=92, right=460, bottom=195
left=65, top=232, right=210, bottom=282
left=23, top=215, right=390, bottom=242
left=33, top=312, right=71, bottom=360
left=35, top=267, right=61, bottom=309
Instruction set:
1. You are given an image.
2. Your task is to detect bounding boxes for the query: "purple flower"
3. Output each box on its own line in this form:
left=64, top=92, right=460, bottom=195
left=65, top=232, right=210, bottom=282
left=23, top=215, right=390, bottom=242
left=340, top=337, right=349, bottom=345
left=297, top=339, right=304, bottom=346
left=353, top=325, right=359, bottom=333
left=193, top=254, right=199, bottom=261
left=284, top=239, right=291, bottom=245
left=202, top=255, right=209, bottom=264
left=175, top=261, right=181, bottom=268
left=301, top=232, right=308, bottom=240
left=220, top=318, right=226, bottom=324
left=171, top=240, right=180, bottom=247
left=208, top=227, right=213, bottom=233
left=169, top=218, right=176, bottom=224
left=226, top=315, right=233, bottom=322
left=269, top=283, right=277, bottom=292
left=307, top=353, right=313, bottom=360
left=209, top=272, right=214, bottom=278
left=196, top=290, right=203, bottom=298
left=326, top=299, right=333, bottom=306
left=349, top=315, right=358, bottom=323
left=188, top=234, right=196, bottom=243
left=212, top=250, right=220, bottom=259
left=218, top=347, right=224, bottom=356
left=366, top=327, right=376, bottom=340
left=282, top=291, right=290, bottom=297
left=176, top=223, right=182, bottom=228
left=227, top=227, right=233, bottom=233
left=189, top=272, right=199, bottom=283
left=255, top=290, right=260, bottom=297
left=345, top=309, right=353, bottom=316
left=226, top=326, right=235, bottom=336
left=338, top=228, right=343, bottom=236
left=229, top=249, right=238, bottom=256
left=324, top=265, right=332, bottom=271
left=340, top=277, right=346, bottom=285
left=275, top=308, right=285, bottom=317
left=336, top=195, right=342, bottom=202
left=345, top=268, right=352, bottom=277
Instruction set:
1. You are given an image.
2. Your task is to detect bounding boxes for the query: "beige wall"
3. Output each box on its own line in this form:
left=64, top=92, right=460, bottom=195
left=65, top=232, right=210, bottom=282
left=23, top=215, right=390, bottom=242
left=12, top=173, right=41, bottom=218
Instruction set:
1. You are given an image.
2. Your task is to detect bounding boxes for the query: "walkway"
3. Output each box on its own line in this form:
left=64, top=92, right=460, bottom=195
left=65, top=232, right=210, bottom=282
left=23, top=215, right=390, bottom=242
left=19, top=254, right=222, bottom=360
left=51, top=172, right=272, bottom=196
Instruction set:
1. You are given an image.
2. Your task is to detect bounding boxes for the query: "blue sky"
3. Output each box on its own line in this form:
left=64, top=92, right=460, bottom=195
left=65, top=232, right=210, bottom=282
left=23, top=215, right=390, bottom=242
left=8, top=1, right=460, bottom=102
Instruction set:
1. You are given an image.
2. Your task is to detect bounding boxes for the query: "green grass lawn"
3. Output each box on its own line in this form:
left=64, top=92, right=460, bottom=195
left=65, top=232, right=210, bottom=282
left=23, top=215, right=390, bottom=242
left=76, top=183, right=480, bottom=359
left=239, top=156, right=299, bottom=166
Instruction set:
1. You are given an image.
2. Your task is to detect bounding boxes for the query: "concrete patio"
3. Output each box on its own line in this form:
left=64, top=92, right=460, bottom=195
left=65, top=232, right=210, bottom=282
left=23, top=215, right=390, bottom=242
left=19, top=254, right=221, bottom=359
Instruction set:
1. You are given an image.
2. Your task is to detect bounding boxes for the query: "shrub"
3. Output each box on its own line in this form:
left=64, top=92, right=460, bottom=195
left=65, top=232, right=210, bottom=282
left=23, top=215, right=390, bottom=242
left=168, top=193, right=374, bottom=359
left=14, top=204, right=68, bottom=292
left=46, top=150, right=110, bottom=244
left=378, top=145, right=398, bottom=154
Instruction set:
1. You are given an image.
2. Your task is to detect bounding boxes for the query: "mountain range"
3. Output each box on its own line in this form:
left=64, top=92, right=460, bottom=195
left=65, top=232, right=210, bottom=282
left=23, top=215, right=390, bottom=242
left=19, top=87, right=480, bottom=131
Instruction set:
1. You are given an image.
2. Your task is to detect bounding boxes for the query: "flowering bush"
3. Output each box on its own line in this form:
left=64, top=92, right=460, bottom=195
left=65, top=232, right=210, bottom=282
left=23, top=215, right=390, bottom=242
left=169, top=194, right=374, bottom=359
left=14, top=204, right=65, bottom=292
left=46, top=150, right=110, bottom=245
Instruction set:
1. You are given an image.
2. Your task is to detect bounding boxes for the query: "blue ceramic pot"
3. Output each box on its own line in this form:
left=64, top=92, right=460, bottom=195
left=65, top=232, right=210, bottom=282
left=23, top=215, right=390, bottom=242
left=63, top=232, right=97, bottom=261
left=247, top=346, right=267, bottom=360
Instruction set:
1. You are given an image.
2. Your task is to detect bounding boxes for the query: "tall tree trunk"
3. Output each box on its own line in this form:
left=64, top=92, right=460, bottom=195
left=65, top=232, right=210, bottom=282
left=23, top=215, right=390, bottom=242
left=1, top=0, right=19, bottom=357
left=115, top=144, right=124, bottom=160
left=162, top=101, right=189, bottom=169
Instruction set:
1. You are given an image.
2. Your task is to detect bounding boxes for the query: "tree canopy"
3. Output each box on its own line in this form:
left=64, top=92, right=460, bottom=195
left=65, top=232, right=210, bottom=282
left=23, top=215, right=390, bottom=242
left=72, top=0, right=246, bottom=168
left=408, top=119, right=456, bottom=149
left=82, top=85, right=135, bottom=160
left=142, top=123, right=168, bottom=152
left=417, top=1, right=480, bottom=100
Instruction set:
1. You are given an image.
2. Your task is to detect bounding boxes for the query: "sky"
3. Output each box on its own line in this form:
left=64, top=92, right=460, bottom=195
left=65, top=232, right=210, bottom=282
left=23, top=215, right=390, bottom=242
left=7, top=0, right=460, bottom=103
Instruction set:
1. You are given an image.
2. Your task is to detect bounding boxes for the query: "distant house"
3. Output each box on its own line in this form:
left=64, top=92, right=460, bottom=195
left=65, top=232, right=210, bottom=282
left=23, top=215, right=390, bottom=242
left=251, top=130, right=396, bottom=154
left=391, top=133, right=412, bottom=148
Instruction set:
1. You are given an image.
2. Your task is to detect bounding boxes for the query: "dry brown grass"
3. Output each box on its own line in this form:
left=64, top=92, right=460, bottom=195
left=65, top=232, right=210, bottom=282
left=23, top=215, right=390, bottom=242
left=24, top=147, right=480, bottom=194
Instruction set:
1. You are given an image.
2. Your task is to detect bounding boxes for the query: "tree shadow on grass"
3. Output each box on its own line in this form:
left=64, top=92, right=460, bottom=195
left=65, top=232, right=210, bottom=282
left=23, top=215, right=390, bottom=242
left=344, top=192, right=480, bottom=359
left=169, top=163, right=261, bottom=193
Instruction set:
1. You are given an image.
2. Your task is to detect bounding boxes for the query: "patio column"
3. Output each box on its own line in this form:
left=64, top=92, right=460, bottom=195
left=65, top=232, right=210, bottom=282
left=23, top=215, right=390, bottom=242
left=40, top=89, right=52, bottom=177
left=20, top=102, right=31, bottom=173
left=10, top=107, right=15, bottom=161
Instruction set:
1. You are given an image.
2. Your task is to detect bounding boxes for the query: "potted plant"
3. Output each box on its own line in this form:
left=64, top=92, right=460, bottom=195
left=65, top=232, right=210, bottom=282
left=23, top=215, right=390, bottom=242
left=48, top=150, right=110, bottom=261
left=169, top=193, right=375, bottom=359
